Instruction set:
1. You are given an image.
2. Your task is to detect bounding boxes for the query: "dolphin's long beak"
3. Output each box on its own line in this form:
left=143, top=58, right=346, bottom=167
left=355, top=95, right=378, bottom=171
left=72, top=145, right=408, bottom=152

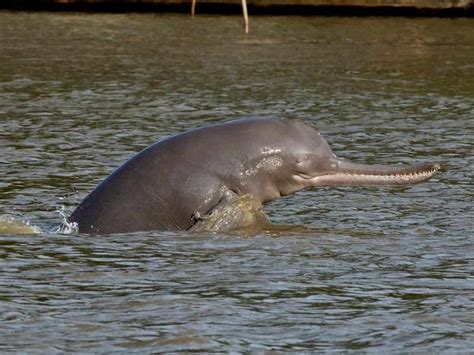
left=295, top=158, right=441, bottom=187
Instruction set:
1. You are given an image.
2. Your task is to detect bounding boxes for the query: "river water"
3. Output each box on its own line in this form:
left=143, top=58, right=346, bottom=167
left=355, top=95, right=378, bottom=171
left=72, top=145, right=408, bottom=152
left=1, top=12, right=473, bottom=352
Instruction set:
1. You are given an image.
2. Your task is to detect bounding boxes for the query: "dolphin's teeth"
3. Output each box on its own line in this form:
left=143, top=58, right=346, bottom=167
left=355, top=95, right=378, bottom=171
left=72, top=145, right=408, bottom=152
left=340, top=167, right=437, bottom=181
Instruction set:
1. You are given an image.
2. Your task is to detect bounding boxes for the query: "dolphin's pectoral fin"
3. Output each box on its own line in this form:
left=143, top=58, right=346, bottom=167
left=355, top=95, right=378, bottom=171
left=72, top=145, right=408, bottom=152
left=190, top=188, right=237, bottom=224
left=191, top=210, right=211, bottom=222
left=189, top=194, right=269, bottom=234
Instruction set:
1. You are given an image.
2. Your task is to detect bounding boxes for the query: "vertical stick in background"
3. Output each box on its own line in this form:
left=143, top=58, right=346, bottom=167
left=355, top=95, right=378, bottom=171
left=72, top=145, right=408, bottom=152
left=242, top=0, right=249, bottom=34
left=191, top=0, right=249, bottom=34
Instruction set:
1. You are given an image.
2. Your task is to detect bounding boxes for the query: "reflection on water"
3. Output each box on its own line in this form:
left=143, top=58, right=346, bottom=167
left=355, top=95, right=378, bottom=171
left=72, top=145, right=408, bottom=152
left=0, top=12, right=473, bottom=352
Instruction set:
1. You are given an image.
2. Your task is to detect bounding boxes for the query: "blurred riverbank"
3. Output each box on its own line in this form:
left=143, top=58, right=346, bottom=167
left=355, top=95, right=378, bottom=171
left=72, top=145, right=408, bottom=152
left=2, top=0, right=474, bottom=16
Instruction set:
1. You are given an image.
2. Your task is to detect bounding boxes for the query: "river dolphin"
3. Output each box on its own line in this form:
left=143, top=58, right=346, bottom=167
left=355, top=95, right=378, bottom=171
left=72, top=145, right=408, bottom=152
left=68, top=117, right=440, bottom=234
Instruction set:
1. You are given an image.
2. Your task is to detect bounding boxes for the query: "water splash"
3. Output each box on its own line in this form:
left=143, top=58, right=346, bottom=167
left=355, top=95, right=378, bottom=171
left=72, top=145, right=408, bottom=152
left=0, top=216, right=41, bottom=235
left=51, top=205, right=78, bottom=234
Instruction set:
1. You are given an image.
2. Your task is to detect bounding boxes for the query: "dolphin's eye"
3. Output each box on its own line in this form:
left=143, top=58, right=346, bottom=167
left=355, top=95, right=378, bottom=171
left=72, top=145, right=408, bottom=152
left=296, top=154, right=311, bottom=166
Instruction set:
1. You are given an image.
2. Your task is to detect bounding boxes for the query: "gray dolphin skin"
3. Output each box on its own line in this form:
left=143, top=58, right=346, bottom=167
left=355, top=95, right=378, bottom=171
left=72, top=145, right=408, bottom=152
left=68, top=117, right=441, bottom=234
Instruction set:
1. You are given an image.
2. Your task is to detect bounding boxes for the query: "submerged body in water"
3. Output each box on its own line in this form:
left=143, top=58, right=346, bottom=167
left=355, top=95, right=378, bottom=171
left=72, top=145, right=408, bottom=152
left=68, top=117, right=440, bottom=234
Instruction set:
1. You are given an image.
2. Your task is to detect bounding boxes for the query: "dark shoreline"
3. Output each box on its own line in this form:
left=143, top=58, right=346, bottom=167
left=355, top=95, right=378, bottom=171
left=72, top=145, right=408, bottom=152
left=2, top=0, right=474, bottom=17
